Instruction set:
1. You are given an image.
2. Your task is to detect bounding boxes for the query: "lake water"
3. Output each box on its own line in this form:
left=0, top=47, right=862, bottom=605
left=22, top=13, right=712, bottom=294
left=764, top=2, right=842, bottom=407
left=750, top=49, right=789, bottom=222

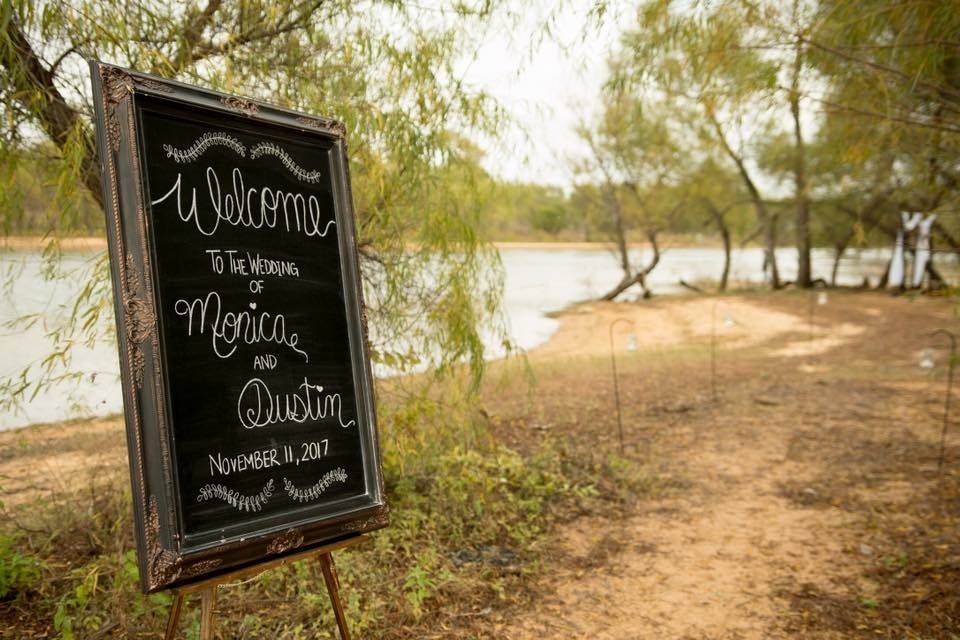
left=0, top=245, right=936, bottom=430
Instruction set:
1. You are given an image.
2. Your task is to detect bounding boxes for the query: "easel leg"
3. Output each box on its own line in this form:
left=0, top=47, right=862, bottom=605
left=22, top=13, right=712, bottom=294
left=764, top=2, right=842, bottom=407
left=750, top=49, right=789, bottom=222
left=199, top=587, right=217, bottom=640
left=319, top=553, right=351, bottom=640
left=164, top=592, right=184, bottom=640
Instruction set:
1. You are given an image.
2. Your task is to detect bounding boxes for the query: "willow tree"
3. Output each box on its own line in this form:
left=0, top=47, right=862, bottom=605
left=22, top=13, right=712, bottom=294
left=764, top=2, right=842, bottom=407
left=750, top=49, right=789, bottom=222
left=808, top=0, right=960, bottom=250
left=619, top=1, right=788, bottom=288
left=575, top=83, right=687, bottom=300
left=0, top=1, right=508, bottom=407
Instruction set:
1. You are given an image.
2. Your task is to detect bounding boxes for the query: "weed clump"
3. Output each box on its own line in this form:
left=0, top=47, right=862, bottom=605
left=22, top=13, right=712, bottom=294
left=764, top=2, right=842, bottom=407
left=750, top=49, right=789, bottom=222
left=0, top=378, right=658, bottom=638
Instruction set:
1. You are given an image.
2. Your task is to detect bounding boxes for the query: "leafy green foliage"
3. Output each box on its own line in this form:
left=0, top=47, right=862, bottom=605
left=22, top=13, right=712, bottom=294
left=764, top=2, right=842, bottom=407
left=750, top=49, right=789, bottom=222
left=530, top=204, right=568, bottom=235
left=0, top=534, right=42, bottom=601
left=0, top=376, right=660, bottom=636
left=480, top=181, right=577, bottom=241
left=573, top=0, right=960, bottom=289
left=0, top=0, right=510, bottom=407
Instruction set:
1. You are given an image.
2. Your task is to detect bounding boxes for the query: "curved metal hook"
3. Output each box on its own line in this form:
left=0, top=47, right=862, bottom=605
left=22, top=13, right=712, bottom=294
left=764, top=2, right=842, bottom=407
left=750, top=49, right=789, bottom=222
left=609, top=318, right=636, bottom=353
left=930, top=328, right=957, bottom=474
left=931, top=328, right=957, bottom=353
left=608, top=317, right=635, bottom=455
left=609, top=317, right=636, bottom=344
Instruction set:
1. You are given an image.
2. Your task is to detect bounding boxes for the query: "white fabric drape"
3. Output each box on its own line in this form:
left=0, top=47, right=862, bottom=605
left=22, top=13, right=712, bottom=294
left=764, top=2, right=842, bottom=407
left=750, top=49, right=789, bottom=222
left=912, top=214, right=937, bottom=288
left=889, top=212, right=921, bottom=288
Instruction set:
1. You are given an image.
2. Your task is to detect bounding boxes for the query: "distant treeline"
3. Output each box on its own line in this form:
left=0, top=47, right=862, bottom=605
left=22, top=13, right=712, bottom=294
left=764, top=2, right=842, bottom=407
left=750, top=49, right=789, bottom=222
left=479, top=179, right=895, bottom=249
left=1, top=150, right=103, bottom=236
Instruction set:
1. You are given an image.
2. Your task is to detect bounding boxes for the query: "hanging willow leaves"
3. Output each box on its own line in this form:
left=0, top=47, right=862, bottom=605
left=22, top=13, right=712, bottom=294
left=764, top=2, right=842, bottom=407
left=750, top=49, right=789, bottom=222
left=0, top=0, right=511, bottom=410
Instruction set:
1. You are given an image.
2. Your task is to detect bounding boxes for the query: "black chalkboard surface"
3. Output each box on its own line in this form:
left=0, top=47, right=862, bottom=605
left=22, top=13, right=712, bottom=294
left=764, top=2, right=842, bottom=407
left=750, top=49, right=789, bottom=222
left=90, top=62, right=386, bottom=593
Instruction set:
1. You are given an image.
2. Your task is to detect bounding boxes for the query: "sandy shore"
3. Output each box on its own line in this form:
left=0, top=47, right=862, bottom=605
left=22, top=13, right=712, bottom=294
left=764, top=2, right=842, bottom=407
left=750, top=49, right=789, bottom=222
left=1, top=236, right=716, bottom=252
left=493, top=239, right=716, bottom=251
left=527, top=292, right=867, bottom=361
left=0, top=235, right=107, bottom=251
left=2, top=290, right=958, bottom=638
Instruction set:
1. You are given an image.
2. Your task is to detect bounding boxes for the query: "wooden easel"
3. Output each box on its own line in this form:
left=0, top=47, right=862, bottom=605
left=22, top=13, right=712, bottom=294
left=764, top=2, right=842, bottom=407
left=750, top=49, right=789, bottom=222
left=164, top=535, right=366, bottom=640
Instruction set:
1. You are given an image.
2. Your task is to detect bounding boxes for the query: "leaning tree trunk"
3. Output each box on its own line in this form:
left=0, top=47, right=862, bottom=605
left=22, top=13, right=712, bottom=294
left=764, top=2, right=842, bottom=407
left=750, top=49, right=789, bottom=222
left=830, top=227, right=856, bottom=286
left=1, top=14, right=103, bottom=208
left=878, top=256, right=892, bottom=289
left=605, top=182, right=631, bottom=278
left=703, top=198, right=731, bottom=291
left=601, top=231, right=661, bottom=301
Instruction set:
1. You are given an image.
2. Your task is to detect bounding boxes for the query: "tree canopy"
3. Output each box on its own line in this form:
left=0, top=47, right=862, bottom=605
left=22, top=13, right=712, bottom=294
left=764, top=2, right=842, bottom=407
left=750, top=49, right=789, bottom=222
left=0, top=0, right=511, bottom=405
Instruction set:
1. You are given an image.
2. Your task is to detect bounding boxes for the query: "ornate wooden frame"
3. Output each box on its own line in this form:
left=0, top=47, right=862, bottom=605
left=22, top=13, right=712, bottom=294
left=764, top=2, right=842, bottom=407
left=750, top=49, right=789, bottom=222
left=89, top=61, right=387, bottom=593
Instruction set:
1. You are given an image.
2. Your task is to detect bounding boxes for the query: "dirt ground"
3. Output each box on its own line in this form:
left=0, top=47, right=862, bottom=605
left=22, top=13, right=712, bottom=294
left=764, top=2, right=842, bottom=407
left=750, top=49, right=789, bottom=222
left=2, top=290, right=958, bottom=638
left=482, top=290, right=959, bottom=639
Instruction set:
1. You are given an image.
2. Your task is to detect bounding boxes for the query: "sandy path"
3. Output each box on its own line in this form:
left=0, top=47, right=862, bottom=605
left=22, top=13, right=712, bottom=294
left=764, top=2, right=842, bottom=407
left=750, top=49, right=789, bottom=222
left=496, top=291, right=952, bottom=639
left=505, top=413, right=855, bottom=639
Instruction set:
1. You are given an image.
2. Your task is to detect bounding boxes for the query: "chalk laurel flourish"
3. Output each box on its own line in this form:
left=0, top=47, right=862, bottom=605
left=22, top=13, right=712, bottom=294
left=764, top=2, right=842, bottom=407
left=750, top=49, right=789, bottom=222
left=283, top=468, right=348, bottom=503
left=163, top=131, right=246, bottom=163
left=250, top=141, right=322, bottom=183
left=196, top=478, right=274, bottom=513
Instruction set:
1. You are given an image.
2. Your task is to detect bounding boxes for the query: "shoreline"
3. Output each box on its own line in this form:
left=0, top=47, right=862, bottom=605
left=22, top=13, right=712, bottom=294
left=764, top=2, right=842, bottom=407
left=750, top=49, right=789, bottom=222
left=0, top=289, right=894, bottom=434
left=1, top=236, right=724, bottom=252
left=492, top=240, right=717, bottom=250
left=0, top=236, right=688, bottom=251
left=0, top=235, right=108, bottom=251
left=2, top=236, right=893, bottom=253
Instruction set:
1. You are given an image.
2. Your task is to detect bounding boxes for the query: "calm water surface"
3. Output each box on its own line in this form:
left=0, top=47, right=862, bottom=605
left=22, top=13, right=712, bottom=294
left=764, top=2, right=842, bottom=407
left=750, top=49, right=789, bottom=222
left=0, top=246, right=939, bottom=430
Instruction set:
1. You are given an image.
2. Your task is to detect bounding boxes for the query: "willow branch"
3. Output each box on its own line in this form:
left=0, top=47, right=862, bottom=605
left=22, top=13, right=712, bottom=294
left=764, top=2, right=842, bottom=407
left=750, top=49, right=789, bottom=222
left=0, top=11, right=102, bottom=208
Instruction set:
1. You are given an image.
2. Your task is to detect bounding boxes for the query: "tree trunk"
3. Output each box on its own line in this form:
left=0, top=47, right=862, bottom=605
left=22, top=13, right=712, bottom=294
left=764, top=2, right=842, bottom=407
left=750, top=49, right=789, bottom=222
left=790, top=38, right=812, bottom=288
left=764, top=212, right=781, bottom=288
left=926, top=248, right=947, bottom=291
left=703, top=198, right=731, bottom=291
left=706, top=109, right=780, bottom=288
left=0, top=12, right=102, bottom=208
left=601, top=231, right=661, bottom=301
left=878, top=256, right=892, bottom=289
left=606, top=183, right=631, bottom=278
left=830, top=227, right=856, bottom=286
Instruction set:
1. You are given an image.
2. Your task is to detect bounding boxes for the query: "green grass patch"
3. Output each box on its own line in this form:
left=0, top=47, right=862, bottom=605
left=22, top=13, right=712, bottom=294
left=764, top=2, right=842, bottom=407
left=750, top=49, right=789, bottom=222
left=0, top=377, right=660, bottom=639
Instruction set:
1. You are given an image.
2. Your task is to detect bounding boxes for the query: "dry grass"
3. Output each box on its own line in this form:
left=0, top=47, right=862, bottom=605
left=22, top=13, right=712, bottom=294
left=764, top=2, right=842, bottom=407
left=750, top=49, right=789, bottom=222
left=2, top=290, right=959, bottom=638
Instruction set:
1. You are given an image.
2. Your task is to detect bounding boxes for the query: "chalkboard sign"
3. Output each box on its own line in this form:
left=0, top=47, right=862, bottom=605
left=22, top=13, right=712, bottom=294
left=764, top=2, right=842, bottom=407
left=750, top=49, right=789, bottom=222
left=90, top=62, right=387, bottom=593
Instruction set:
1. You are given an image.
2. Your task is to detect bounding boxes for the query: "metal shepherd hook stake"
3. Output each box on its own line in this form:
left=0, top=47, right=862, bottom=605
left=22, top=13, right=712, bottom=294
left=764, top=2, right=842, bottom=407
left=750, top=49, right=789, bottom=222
left=931, top=329, right=956, bottom=474
left=609, top=317, right=635, bottom=454
left=711, top=299, right=718, bottom=403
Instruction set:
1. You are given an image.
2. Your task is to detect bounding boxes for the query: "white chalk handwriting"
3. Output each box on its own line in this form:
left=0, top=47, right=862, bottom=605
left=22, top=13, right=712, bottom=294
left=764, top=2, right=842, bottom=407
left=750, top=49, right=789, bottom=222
left=173, top=291, right=308, bottom=362
left=283, top=468, right=348, bottom=503
left=237, top=377, right=356, bottom=430
left=150, top=167, right=335, bottom=238
left=163, top=132, right=246, bottom=163
left=197, top=478, right=275, bottom=512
